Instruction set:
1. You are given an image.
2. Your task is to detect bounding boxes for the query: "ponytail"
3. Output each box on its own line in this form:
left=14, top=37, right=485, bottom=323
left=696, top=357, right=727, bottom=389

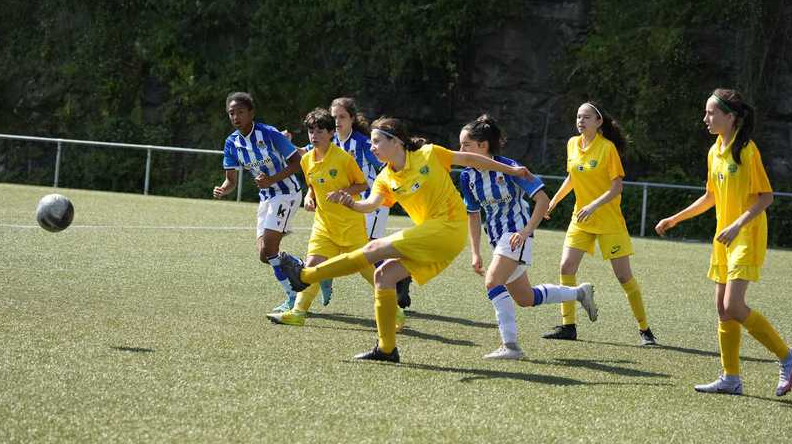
left=331, top=97, right=370, bottom=135
left=370, top=117, right=426, bottom=151
left=711, top=88, right=754, bottom=165
left=461, top=114, right=506, bottom=154
left=586, top=101, right=627, bottom=153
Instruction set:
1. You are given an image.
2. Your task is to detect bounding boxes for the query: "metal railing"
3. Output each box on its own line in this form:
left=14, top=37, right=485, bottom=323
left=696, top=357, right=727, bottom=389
left=0, top=133, right=244, bottom=201
left=3, top=133, right=791, bottom=236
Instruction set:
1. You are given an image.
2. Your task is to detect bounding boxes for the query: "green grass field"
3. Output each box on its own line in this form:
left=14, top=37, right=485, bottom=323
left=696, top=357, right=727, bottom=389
left=1, top=182, right=791, bottom=443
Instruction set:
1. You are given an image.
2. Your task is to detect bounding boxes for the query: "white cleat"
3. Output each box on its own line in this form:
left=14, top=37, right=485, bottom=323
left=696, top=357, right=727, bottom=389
left=483, top=343, right=524, bottom=360
left=694, top=375, right=743, bottom=395
left=576, top=283, right=597, bottom=322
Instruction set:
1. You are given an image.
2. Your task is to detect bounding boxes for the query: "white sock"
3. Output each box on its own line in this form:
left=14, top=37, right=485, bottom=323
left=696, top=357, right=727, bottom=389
left=535, top=284, right=578, bottom=304
left=489, top=286, right=518, bottom=345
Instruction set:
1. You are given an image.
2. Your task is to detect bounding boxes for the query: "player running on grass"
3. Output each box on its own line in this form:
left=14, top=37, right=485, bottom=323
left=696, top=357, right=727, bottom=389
left=312, top=98, right=413, bottom=308
left=276, top=117, right=534, bottom=363
left=266, top=108, right=405, bottom=329
left=212, top=92, right=303, bottom=313
left=656, top=89, right=792, bottom=396
left=543, top=101, right=657, bottom=346
left=459, top=115, right=597, bottom=360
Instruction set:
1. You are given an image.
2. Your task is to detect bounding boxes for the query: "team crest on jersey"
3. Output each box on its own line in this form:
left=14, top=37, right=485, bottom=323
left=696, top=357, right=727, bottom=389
left=419, top=165, right=429, bottom=175
left=496, top=174, right=506, bottom=185
left=728, top=163, right=738, bottom=174
left=329, top=169, right=338, bottom=178
left=589, top=160, right=598, bottom=168
left=257, top=140, right=265, bottom=148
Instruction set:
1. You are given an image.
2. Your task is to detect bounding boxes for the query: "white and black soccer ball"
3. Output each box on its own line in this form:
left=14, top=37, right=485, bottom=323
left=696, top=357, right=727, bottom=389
left=36, top=194, right=74, bottom=232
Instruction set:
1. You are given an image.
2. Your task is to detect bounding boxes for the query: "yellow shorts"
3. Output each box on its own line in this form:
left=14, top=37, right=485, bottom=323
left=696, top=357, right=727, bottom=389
left=384, top=217, right=468, bottom=285
left=707, top=235, right=765, bottom=284
left=564, top=224, right=633, bottom=260
left=307, top=232, right=367, bottom=259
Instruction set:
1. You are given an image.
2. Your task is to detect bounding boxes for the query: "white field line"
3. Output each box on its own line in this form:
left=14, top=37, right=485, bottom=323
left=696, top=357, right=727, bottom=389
left=0, top=223, right=408, bottom=231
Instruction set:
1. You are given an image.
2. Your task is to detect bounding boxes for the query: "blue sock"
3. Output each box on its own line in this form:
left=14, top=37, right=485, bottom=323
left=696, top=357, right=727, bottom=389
left=532, top=287, right=545, bottom=306
left=267, top=254, right=296, bottom=299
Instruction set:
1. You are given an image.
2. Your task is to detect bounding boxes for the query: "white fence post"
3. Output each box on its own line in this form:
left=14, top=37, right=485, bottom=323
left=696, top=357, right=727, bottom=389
left=54, top=140, right=62, bottom=188
left=144, top=148, right=152, bottom=195
left=640, top=183, right=648, bottom=237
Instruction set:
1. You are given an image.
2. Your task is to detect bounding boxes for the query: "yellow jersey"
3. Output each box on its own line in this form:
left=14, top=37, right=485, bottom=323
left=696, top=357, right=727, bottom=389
left=707, top=137, right=771, bottom=240
left=301, top=143, right=368, bottom=246
left=373, top=144, right=467, bottom=225
left=566, top=133, right=627, bottom=234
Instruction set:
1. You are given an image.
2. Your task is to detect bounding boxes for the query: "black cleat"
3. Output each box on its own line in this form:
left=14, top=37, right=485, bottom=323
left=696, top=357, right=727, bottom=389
left=277, top=252, right=309, bottom=292
left=639, top=328, right=658, bottom=346
left=396, top=276, right=412, bottom=308
left=541, top=324, right=577, bottom=340
left=354, top=344, right=400, bottom=363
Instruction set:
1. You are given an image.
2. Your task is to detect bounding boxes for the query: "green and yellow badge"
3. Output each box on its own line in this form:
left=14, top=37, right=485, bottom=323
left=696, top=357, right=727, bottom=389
left=329, top=169, right=338, bottom=178
left=419, top=165, right=429, bottom=175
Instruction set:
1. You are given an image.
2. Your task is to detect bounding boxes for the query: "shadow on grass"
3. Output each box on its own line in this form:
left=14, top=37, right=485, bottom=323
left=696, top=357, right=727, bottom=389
left=403, top=310, right=497, bottom=329
left=309, top=312, right=477, bottom=346
left=523, top=358, right=670, bottom=378
left=742, top=394, right=792, bottom=407
left=577, top=339, right=776, bottom=364
left=111, top=346, right=155, bottom=353
left=386, top=362, right=674, bottom=387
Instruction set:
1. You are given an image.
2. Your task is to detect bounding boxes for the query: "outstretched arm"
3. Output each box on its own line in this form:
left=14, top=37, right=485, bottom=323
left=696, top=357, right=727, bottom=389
left=213, top=169, right=238, bottom=198
left=545, top=175, right=572, bottom=219
left=452, top=151, right=534, bottom=180
left=327, top=190, right=385, bottom=214
left=655, top=191, right=715, bottom=236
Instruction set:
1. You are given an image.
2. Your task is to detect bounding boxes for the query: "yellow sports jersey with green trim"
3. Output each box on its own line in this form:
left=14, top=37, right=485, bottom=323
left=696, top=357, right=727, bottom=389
left=706, top=137, right=771, bottom=259
left=566, top=134, right=627, bottom=234
left=301, top=143, right=368, bottom=246
left=373, top=144, right=466, bottom=225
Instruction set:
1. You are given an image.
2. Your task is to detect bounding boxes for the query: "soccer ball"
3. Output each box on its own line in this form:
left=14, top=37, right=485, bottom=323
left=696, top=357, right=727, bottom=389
left=36, top=194, right=74, bottom=232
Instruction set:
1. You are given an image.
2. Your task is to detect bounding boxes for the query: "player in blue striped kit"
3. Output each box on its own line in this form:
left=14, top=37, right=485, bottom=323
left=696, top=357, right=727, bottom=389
left=212, top=92, right=303, bottom=312
left=459, top=115, right=598, bottom=359
left=312, top=97, right=411, bottom=308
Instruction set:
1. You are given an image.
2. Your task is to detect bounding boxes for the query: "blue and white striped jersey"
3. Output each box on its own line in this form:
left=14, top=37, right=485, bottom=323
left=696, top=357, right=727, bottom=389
left=223, top=122, right=301, bottom=200
left=459, top=156, right=545, bottom=246
left=332, top=130, right=382, bottom=198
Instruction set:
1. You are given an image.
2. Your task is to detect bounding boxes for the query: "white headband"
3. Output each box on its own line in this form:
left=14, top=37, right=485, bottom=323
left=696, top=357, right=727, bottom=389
left=372, top=128, right=404, bottom=145
left=585, top=102, right=603, bottom=120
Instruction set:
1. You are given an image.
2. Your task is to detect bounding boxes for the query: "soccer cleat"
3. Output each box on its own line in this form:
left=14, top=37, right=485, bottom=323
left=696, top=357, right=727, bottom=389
left=266, top=309, right=306, bottom=326
left=271, top=294, right=295, bottom=313
left=483, top=343, right=524, bottom=360
left=395, top=307, right=407, bottom=333
left=576, top=283, right=597, bottom=322
left=639, top=328, right=658, bottom=346
left=541, top=324, right=577, bottom=340
left=277, top=252, right=309, bottom=292
left=354, top=344, right=400, bottom=363
left=776, top=350, right=792, bottom=396
left=319, top=279, right=333, bottom=306
left=396, top=276, right=412, bottom=308
left=694, top=375, right=743, bottom=395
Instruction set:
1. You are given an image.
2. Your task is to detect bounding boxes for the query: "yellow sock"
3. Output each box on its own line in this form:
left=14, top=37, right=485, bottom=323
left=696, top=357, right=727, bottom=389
left=718, top=320, right=741, bottom=376
left=621, top=277, right=648, bottom=330
left=742, top=310, right=790, bottom=360
left=294, top=284, right=320, bottom=312
left=301, top=250, right=369, bottom=284
left=359, top=263, right=375, bottom=287
left=374, top=288, right=397, bottom=353
left=560, top=274, right=577, bottom=325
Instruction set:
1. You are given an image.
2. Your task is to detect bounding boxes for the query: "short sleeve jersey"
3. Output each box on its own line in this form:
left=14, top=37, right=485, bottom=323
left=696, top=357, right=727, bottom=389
left=222, top=122, right=301, bottom=200
left=459, top=156, right=545, bottom=246
left=372, top=144, right=466, bottom=225
left=706, top=137, right=772, bottom=235
left=566, top=133, right=627, bottom=233
left=301, top=143, right=368, bottom=246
